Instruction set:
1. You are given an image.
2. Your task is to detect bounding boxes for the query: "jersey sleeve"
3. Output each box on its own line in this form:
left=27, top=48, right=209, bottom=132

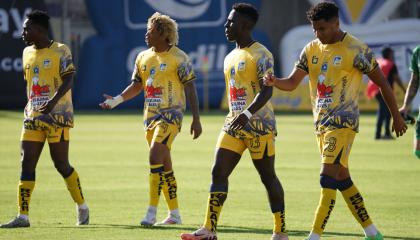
left=59, top=45, right=76, bottom=77
left=256, top=50, right=274, bottom=80
left=353, top=44, right=378, bottom=74
left=295, top=47, right=309, bottom=73
left=131, top=53, right=142, bottom=82
left=177, top=55, right=196, bottom=84
left=410, top=47, right=420, bottom=74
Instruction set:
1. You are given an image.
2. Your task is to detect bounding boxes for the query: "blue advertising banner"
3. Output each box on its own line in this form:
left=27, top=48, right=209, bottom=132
left=75, top=0, right=268, bottom=109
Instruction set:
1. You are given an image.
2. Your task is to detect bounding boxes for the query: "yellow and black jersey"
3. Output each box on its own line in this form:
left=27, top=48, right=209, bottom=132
left=132, top=46, right=195, bottom=131
left=23, top=41, right=76, bottom=127
left=223, top=42, right=276, bottom=138
left=296, top=33, right=378, bottom=133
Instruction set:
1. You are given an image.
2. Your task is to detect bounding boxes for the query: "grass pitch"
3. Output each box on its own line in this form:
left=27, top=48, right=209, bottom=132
left=0, top=110, right=419, bottom=240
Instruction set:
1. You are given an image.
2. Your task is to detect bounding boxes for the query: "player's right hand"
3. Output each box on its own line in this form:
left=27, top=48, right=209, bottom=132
left=99, top=94, right=123, bottom=109
left=263, top=73, right=275, bottom=86
left=392, top=113, right=408, bottom=137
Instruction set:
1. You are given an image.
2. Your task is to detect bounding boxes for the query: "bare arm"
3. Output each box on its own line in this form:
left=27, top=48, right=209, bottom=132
left=184, top=81, right=202, bottom=139
left=368, top=67, right=407, bottom=137
left=263, top=68, right=307, bottom=91
left=99, top=81, right=143, bottom=109
left=400, top=73, right=419, bottom=113
left=38, top=72, right=74, bottom=114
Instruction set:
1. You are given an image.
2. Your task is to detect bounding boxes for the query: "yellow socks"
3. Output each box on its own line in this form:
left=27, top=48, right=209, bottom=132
left=149, top=164, right=164, bottom=207
left=312, top=188, right=336, bottom=234
left=162, top=170, right=179, bottom=211
left=203, top=184, right=228, bottom=232
left=273, top=211, right=286, bottom=234
left=18, top=180, right=35, bottom=216
left=339, top=181, right=373, bottom=227
left=64, top=168, right=85, bottom=205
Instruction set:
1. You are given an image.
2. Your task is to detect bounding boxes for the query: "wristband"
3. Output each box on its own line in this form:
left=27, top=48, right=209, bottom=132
left=242, top=109, right=252, bottom=119
left=104, top=95, right=124, bottom=109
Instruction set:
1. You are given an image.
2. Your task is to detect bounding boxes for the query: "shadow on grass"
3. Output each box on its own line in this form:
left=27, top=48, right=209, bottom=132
left=37, top=224, right=420, bottom=240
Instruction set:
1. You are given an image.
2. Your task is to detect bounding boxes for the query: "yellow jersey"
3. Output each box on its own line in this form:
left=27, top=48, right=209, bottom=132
left=296, top=33, right=378, bottom=133
left=132, top=46, right=196, bottom=131
left=23, top=41, right=76, bottom=128
left=223, top=42, right=276, bottom=138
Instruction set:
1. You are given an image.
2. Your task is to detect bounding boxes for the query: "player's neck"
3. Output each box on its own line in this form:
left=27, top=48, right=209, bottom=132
left=34, top=37, right=52, bottom=49
left=236, top=36, right=255, bottom=49
left=330, top=30, right=345, bottom=44
left=153, top=43, right=172, bottom=53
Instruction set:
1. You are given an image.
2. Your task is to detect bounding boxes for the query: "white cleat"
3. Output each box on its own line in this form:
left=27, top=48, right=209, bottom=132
left=0, top=217, right=30, bottom=228
left=77, top=206, right=89, bottom=225
left=180, top=227, right=217, bottom=240
left=156, top=214, right=182, bottom=225
left=271, top=232, right=289, bottom=240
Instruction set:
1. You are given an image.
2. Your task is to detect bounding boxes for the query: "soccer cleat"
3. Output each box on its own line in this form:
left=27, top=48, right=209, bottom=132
left=77, top=206, right=89, bottom=225
left=180, top=227, right=217, bottom=240
left=364, top=232, right=383, bottom=240
left=156, top=214, right=182, bottom=225
left=271, top=232, right=289, bottom=240
left=140, top=215, right=156, bottom=227
left=0, top=217, right=30, bottom=228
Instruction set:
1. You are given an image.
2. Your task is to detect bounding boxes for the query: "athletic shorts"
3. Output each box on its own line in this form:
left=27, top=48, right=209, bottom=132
left=216, top=131, right=275, bottom=160
left=145, top=121, right=179, bottom=149
left=316, top=128, right=355, bottom=168
left=21, top=120, right=69, bottom=143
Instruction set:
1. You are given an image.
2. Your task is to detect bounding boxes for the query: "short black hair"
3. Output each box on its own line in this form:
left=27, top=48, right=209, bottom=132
left=381, top=47, right=393, bottom=59
left=306, top=1, right=339, bottom=21
left=27, top=10, right=50, bottom=30
left=232, top=3, right=259, bottom=25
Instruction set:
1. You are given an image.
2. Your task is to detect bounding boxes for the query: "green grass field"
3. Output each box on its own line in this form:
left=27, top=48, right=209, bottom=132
left=0, top=110, right=419, bottom=240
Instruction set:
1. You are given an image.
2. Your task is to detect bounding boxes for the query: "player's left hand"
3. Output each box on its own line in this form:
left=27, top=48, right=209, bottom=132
left=392, top=113, right=408, bottom=137
left=230, top=113, right=249, bottom=131
left=38, top=99, right=57, bottom=114
left=190, top=118, right=202, bottom=139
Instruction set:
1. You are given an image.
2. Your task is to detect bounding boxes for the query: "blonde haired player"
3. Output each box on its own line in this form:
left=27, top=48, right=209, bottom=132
left=100, top=12, right=202, bottom=226
left=1, top=10, right=88, bottom=228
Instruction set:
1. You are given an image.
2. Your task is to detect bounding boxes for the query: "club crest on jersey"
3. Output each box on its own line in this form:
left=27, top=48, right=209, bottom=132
left=33, top=66, right=39, bottom=74
left=333, top=56, right=342, bottom=66
left=321, top=62, right=328, bottom=72
left=159, top=63, right=167, bottom=71
left=238, top=61, right=245, bottom=71
left=312, top=56, right=318, bottom=64
left=43, top=59, right=51, bottom=69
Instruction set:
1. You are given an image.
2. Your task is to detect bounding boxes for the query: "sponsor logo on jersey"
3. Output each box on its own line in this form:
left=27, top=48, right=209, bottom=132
left=333, top=56, right=342, bottom=66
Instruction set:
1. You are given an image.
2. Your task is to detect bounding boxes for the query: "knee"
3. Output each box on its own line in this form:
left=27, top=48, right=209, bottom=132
left=53, top=161, right=72, bottom=177
left=320, top=174, right=338, bottom=189
left=259, top=173, right=277, bottom=187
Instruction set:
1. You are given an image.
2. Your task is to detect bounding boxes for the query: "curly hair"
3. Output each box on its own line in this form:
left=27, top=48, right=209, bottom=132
left=147, top=12, right=179, bottom=45
left=27, top=10, right=50, bottom=30
left=306, top=1, right=339, bottom=22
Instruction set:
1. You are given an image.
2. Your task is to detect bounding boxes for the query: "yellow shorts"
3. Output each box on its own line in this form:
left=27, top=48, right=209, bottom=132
left=21, top=121, right=69, bottom=143
left=216, top=131, right=275, bottom=160
left=145, top=121, right=179, bottom=149
left=316, top=128, right=355, bottom=168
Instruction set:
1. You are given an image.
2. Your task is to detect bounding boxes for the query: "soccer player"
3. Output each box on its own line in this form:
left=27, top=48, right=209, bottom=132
left=0, top=10, right=89, bottom=228
left=181, top=3, right=288, bottom=240
left=400, top=45, right=420, bottom=158
left=99, top=12, right=202, bottom=226
left=263, top=2, right=407, bottom=240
